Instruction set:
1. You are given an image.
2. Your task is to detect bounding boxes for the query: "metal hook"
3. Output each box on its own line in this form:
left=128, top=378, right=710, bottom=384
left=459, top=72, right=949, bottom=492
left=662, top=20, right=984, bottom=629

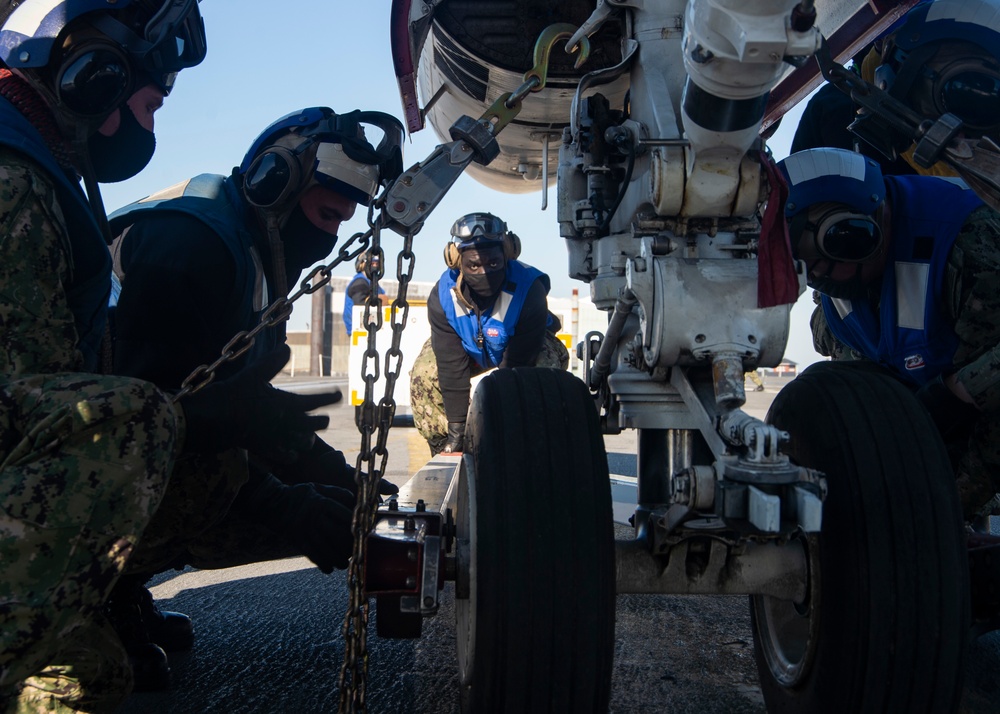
left=522, top=23, right=592, bottom=94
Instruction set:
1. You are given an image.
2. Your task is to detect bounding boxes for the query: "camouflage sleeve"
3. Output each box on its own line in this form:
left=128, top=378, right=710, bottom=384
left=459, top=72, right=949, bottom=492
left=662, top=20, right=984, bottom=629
left=946, top=206, right=1000, bottom=411
left=808, top=291, right=861, bottom=361
left=0, top=149, right=83, bottom=376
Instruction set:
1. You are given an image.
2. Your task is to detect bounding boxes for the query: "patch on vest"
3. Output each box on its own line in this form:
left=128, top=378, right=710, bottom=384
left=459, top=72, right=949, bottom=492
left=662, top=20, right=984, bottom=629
left=904, top=354, right=926, bottom=371
left=486, top=327, right=500, bottom=338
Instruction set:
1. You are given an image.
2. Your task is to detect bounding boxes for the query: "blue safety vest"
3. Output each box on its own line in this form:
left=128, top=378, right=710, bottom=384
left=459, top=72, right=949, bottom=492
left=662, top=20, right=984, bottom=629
left=0, top=97, right=110, bottom=372
left=109, top=174, right=282, bottom=364
left=822, top=175, right=984, bottom=387
left=438, top=261, right=548, bottom=369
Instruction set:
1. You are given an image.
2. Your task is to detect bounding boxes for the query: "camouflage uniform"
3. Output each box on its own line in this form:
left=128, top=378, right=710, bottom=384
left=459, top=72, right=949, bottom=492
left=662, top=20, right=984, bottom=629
left=811, top=206, right=1000, bottom=518
left=0, top=152, right=180, bottom=711
left=410, top=332, right=569, bottom=451
left=745, top=370, right=765, bottom=390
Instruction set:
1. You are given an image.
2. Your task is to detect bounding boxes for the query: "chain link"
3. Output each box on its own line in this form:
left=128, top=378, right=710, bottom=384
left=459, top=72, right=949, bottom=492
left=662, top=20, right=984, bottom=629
left=338, top=201, right=416, bottom=712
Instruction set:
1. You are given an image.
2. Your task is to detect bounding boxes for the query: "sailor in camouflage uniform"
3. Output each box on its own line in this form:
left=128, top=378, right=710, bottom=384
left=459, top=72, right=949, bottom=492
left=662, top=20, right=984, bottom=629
left=410, top=213, right=569, bottom=455
left=778, top=148, right=1000, bottom=522
left=0, top=2, right=337, bottom=709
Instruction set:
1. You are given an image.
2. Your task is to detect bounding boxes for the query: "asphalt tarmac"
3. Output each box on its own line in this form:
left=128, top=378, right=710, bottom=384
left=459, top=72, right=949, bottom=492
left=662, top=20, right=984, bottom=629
left=118, top=377, right=1000, bottom=714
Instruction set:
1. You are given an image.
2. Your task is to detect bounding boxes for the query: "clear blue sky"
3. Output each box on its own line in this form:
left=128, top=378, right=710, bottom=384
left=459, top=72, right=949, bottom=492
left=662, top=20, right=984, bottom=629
left=99, top=0, right=820, bottom=367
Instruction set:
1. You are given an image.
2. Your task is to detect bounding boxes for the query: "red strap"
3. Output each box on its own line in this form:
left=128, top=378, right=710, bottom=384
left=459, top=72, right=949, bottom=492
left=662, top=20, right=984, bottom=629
left=757, top=151, right=800, bottom=308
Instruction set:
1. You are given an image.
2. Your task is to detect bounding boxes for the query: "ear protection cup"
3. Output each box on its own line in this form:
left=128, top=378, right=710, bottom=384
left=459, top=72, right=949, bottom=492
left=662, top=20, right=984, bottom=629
left=55, top=42, right=132, bottom=117
left=444, top=241, right=461, bottom=269
left=242, top=146, right=303, bottom=210
left=502, top=232, right=521, bottom=261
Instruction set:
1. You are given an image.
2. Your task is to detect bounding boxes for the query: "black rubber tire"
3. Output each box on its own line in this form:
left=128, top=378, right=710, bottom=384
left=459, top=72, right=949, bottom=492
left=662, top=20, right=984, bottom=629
left=456, top=368, right=615, bottom=714
left=751, top=361, right=969, bottom=714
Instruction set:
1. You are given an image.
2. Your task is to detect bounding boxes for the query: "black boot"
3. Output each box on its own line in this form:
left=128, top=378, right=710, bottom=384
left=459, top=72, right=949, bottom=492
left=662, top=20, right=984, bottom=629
left=106, top=576, right=194, bottom=691
left=128, top=578, right=194, bottom=652
left=105, top=582, right=172, bottom=692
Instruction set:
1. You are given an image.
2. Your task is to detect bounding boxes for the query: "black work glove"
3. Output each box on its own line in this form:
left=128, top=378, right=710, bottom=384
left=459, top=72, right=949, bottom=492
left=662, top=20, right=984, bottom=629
left=267, top=439, right=399, bottom=497
left=443, top=421, right=466, bottom=453
left=236, top=471, right=355, bottom=573
left=179, top=345, right=341, bottom=463
left=915, top=374, right=981, bottom=441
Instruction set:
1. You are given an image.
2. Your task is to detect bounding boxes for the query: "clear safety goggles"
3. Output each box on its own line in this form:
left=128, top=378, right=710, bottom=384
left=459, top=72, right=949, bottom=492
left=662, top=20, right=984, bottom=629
left=91, top=0, right=207, bottom=94
left=796, top=207, right=883, bottom=264
left=450, top=213, right=507, bottom=247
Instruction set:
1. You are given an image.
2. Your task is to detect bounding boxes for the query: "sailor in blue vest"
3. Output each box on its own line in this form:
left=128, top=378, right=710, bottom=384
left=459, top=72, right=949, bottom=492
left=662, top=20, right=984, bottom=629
left=106, top=107, right=402, bottom=686
left=777, top=148, right=1000, bottom=528
left=409, top=212, right=569, bottom=455
left=344, top=249, right=386, bottom=336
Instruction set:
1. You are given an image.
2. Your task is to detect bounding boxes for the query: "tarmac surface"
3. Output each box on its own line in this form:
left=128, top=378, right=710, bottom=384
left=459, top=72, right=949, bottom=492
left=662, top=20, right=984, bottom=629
left=118, top=376, right=1000, bottom=714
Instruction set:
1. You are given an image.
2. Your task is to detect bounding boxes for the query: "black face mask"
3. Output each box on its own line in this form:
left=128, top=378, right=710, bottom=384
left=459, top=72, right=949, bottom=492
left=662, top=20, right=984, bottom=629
left=463, top=268, right=507, bottom=298
left=280, top=203, right=338, bottom=272
left=87, top=104, right=156, bottom=183
left=809, top=263, right=874, bottom=301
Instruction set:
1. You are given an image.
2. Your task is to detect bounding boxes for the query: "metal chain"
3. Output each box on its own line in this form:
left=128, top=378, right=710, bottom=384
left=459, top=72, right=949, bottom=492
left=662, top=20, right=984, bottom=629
left=166, top=194, right=415, bottom=711
left=338, top=203, right=416, bottom=713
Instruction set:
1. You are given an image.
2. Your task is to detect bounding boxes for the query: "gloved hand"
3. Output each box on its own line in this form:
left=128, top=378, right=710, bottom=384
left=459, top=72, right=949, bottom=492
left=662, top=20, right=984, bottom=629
left=266, top=439, right=399, bottom=497
left=179, top=345, right=341, bottom=463
left=235, top=471, right=355, bottom=573
left=915, top=374, right=981, bottom=440
left=443, top=421, right=466, bottom=453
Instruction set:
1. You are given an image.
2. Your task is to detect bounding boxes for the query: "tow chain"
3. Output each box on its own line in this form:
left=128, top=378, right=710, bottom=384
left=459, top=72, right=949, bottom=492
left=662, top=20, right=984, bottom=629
left=338, top=209, right=416, bottom=712
left=169, top=196, right=415, bottom=710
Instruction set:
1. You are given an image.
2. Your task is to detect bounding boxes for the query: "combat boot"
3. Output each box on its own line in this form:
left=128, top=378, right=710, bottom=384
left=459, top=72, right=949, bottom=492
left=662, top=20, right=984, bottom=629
left=105, top=583, right=171, bottom=692
left=127, top=577, right=194, bottom=652
left=105, top=576, right=194, bottom=691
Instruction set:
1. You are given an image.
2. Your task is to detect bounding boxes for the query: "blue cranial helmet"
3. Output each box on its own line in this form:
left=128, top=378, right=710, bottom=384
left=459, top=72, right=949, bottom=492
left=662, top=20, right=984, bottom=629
left=238, top=107, right=404, bottom=211
left=777, top=148, right=885, bottom=218
left=0, top=0, right=206, bottom=117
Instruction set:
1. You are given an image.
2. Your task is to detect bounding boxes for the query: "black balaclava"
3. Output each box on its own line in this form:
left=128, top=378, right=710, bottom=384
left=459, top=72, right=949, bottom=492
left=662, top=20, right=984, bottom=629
left=808, top=264, right=876, bottom=301
left=280, top=203, right=338, bottom=273
left=462, top=268, right=507, bottom=299
left=87, top=102, right=155, bottom=182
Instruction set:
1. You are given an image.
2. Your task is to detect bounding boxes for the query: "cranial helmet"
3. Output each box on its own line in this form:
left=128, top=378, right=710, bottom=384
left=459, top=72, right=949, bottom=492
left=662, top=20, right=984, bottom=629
left=443, top=211, right=520, bottom=269
left=238, top=107, right=404, bottom=216
left=779, top=148, right=885, bottom=219
left=0, top=0, right=207, bottom=122
left=876, top=0, right=1000, bottom=136
left=777, top=148, right=886, bottom=276
left=355, top=248, right=380, bottom=274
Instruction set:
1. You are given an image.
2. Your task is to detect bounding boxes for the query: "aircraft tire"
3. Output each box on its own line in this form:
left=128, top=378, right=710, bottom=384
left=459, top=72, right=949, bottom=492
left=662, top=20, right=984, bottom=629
left=751, top=360, right=969, bottom=713
left=456, top=367, right=615, bottom=713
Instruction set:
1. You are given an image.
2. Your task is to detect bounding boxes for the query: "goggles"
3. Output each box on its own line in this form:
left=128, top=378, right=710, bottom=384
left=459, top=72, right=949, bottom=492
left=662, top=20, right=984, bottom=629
left=795, top=207, right=883, bottom=264
left=932, top=62, right=1000, bottom=133
left=300, top=109, right=404, bottom=186
left=450, top=213, right=507, bottom=248
left=91, top=0, right=207, bottom=90
left=877, top=42, right=1000, bottom=135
